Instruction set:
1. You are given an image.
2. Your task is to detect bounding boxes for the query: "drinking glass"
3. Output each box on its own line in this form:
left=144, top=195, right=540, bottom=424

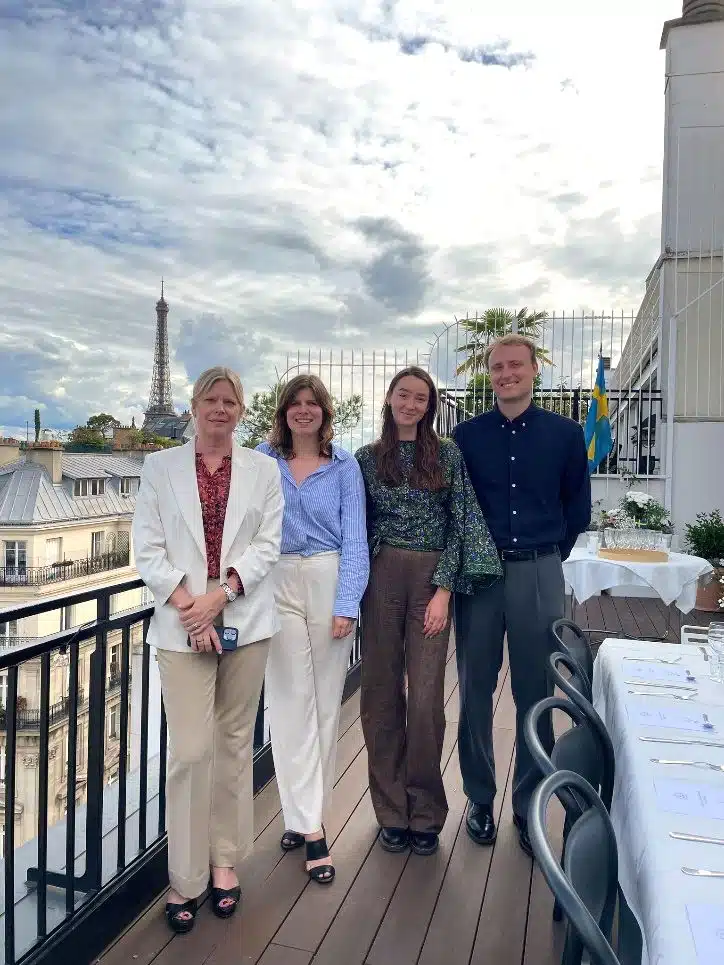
left=707, top=622, right=724, bottom=683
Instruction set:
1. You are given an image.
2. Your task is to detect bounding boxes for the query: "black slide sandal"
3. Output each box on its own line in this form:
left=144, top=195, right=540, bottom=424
left=281, top=830, right=305, bottom=851
left=165, top=897, right=198, bottom=934
left=305, top=836, right=335, bottom=885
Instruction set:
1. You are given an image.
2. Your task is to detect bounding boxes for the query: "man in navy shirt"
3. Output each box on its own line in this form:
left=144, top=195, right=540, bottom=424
left=452, top=333, right=591, bottom=856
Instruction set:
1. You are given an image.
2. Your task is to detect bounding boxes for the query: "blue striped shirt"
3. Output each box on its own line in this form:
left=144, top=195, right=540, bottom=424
left=255, top=442, right=370, bottom=617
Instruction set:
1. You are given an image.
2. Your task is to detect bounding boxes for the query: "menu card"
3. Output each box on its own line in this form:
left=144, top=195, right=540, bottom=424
left=654, top=779, right=724, bottom=820
left=686, top=903, right=724, bottom=965
left=623, top=661, right=697, bottom=685
left=626, top=700, right=717, bottom=733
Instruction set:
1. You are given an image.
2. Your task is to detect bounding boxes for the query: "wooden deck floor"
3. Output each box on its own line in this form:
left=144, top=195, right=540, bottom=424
left=97, top=595, right=710, bottom=965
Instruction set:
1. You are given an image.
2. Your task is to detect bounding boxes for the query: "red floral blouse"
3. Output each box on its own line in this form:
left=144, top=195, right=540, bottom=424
left=195, top=453, right=239, bottom=586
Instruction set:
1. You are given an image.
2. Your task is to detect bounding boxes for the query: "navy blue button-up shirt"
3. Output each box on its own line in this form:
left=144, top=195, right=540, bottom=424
left=452, top=404, right=591, bottom=560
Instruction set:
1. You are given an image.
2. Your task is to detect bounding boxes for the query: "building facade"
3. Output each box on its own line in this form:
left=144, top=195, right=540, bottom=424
left=0, top=440, right=149, bottom=855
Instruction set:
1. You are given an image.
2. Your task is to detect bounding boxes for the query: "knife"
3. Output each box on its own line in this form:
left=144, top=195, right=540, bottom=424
left=682, top=867, right=724, bottom=878
left=650, top=758, right=724, bottom=772
left=639, top=736, right=724, bottom=748
left=624, top=680, right=697, bottom=691
left=623, top=656, right=681, bottom=664
left=671, top=832, right=724, bottom=846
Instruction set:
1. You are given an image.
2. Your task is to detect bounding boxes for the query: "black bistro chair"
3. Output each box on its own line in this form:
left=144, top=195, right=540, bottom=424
left=551, top=618, right=595, bottom=686
left=548, top=650, right=593, bottom=707
left=528, top=770, right=621, bottom=965
left=525, top=693, right=615, bottom=924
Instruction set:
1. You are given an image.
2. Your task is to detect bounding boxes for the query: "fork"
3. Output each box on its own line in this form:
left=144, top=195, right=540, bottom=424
left=650, top=758, right=724, bottom=772
left=628, top=689, right=698, bottom=700
left=682, top=867, right=724, bottom=878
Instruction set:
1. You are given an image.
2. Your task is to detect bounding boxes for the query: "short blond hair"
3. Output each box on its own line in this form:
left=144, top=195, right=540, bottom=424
left=484, top=334, right=538, bottom=370
left=191, top=366, right=245, bottom=411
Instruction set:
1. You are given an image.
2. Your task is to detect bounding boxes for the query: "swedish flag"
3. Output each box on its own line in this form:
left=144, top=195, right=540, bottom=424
left=584, top=355, right=613, bottom=473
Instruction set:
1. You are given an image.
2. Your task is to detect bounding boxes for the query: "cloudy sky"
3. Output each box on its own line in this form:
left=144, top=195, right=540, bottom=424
left=0, top=0, right=682, bottom=435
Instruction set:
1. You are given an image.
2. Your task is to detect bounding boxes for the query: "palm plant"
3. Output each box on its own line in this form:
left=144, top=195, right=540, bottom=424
left=455, top=307, right=551, bottom=376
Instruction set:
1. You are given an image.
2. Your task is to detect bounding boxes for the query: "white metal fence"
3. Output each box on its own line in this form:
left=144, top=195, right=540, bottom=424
left=277, top=310, right=664, bottom=479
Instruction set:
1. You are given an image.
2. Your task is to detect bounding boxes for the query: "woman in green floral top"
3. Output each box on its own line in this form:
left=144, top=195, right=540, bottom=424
left=355, top=366, right=500, bottom=857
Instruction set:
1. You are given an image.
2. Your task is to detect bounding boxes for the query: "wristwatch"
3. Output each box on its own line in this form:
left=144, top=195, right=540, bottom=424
left=220, top=582, right=238, bottom=603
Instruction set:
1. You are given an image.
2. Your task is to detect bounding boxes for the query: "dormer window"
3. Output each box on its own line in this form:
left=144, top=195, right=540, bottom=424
left=74, top=478, right=106, bottom=497
left=120, top=477, right=132, bottom=495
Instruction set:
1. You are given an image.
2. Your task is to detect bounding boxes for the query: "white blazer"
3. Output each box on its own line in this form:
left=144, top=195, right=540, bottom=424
left=132, top=441, right=283, bottom=652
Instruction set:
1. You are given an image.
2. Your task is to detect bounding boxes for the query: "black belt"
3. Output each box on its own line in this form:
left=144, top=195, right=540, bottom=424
left=498, top=544, right=559, bottom=562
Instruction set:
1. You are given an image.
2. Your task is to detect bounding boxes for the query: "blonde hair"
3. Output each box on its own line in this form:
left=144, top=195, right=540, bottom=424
left=484, top=333, right=538, bottom=370
left=191, top=366, right=245, bottom=411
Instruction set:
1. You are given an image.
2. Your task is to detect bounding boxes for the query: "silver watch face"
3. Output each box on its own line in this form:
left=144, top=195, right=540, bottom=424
left=223, top=583, right=237, bottom=601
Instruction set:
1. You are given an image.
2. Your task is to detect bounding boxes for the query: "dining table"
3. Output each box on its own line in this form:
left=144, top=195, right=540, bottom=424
left=593, top=637, right=724, bottom=965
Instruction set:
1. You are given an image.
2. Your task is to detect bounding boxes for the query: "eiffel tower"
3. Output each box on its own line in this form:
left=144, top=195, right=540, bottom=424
left=143, top=281, right=175, bottom=425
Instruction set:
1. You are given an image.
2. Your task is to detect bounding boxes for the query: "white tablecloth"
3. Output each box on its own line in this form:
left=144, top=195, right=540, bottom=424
left=563, top=549, right=713, bottom=613
left=593, top=638, right=724, bottom=965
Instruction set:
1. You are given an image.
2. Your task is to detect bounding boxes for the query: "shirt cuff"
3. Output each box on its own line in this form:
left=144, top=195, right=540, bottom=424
left=333, top=601, right=361, bottom=619
left=226, top=568, right=244, bottom=595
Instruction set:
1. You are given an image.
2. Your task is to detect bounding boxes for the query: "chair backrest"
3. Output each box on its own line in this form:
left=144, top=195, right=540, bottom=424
left=551, top=618, right=594, bottom=683
left=548, top=650, right=593, bottom=705
left=524, top=694, right=615, bottom=812
left=528, top=771, right=621, bottom=965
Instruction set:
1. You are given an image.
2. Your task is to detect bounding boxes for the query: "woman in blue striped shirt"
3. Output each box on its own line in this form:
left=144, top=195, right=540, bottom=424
left=257, top=375, right=369, bottom=884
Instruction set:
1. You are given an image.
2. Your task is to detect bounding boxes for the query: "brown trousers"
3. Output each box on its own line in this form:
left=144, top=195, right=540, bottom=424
left=360, top=546, right=450, bottom=833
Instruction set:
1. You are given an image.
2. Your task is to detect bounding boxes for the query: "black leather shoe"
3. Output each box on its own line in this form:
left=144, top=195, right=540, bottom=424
left=513, top=814, right=533, bottom=858
left=410, top=831, right=439, bottom=856
left=378, top=827, right=409, bottom=852
left=465, top=802, right=496, bottom=845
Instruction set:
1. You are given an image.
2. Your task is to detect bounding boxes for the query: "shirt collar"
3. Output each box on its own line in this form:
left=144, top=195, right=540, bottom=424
left=495, top=401, right=539, bottom=427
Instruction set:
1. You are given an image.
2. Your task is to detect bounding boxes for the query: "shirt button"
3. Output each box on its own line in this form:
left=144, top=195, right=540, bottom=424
left=522, top=422, right=526, bottom=427
left=512, top=430, right=516, bottom=435
left=512, top=483, right=516, bottom=488
left=513, top=538, right=518, bottom=543
left=511, top=456, right=515, bottom=461
left=513, top=510, right=517, bottom=515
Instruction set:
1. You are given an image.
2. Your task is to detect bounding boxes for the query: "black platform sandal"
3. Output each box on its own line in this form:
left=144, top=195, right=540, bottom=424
left=305, top=835, right=335, bottom=885
left=210, top=882, right=242, bottom=919
left=165, top=897, right=198, bottom=934
left=280, top=830, right=305, bottom=852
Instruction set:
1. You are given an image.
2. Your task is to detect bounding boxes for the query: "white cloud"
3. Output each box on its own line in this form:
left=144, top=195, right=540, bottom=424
left=0, top=0, right=683, bottom=433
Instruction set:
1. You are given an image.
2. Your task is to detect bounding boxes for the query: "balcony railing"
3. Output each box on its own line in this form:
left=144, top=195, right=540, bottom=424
left=0, top=576, right=362, bottom=965
left=0, top=552, right=131, bottom=587
left=0, top=691, right=85, bottom=731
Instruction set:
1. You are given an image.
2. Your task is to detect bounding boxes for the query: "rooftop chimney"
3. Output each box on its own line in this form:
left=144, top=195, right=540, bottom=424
left=683, top=1, right=724, bottom=18
left=25, top=442, right=63, bottom=484
left=0, top=438, right=21, bottom=469
left=662, top=0, right=724, bottom=46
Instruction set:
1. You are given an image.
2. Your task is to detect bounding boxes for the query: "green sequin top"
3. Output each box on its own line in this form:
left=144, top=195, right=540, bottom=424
left=355, top=438, right=502, bottom=594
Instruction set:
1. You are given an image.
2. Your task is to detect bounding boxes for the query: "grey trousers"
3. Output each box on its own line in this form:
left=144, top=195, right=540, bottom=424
left=454, top=551, right=565, bottom=820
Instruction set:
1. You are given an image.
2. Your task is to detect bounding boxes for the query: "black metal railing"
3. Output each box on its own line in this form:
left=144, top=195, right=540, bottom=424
left=0, top=575, right=362, bottom=965
left=438, top=386, right=664, bottom=476
left=0, top=691, right=85, bottom=731
left=0, top=553, right=131, bottom=587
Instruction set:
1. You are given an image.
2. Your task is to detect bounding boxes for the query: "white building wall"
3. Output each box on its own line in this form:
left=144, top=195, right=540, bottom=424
left=660, top=19, right=724, bottom=526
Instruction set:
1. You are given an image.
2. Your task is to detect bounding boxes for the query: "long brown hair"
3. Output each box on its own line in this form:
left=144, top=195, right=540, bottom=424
left=268, top=374, right=335, bottom=459
left=373, top=366, right=446, bottom=490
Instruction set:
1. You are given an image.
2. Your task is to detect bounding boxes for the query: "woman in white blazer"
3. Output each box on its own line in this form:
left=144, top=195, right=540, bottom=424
left=132, top=366, right=283, bottom=935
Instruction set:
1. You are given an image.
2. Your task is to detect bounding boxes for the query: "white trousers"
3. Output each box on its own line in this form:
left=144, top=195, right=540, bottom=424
left=266, top=552, right=354, bottom=834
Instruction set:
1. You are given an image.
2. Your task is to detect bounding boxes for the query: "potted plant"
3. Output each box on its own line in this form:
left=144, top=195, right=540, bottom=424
left=683, top=509, right=724, bottom=612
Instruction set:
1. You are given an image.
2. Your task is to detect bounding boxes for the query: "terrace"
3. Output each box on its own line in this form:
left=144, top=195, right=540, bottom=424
left=0, top=576, right=711, bottom=965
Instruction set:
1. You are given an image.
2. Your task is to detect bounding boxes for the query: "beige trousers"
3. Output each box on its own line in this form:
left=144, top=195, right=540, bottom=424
left=266, top=552, right=354, bottom=834
left=156, top=624, right=269, bottom=898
